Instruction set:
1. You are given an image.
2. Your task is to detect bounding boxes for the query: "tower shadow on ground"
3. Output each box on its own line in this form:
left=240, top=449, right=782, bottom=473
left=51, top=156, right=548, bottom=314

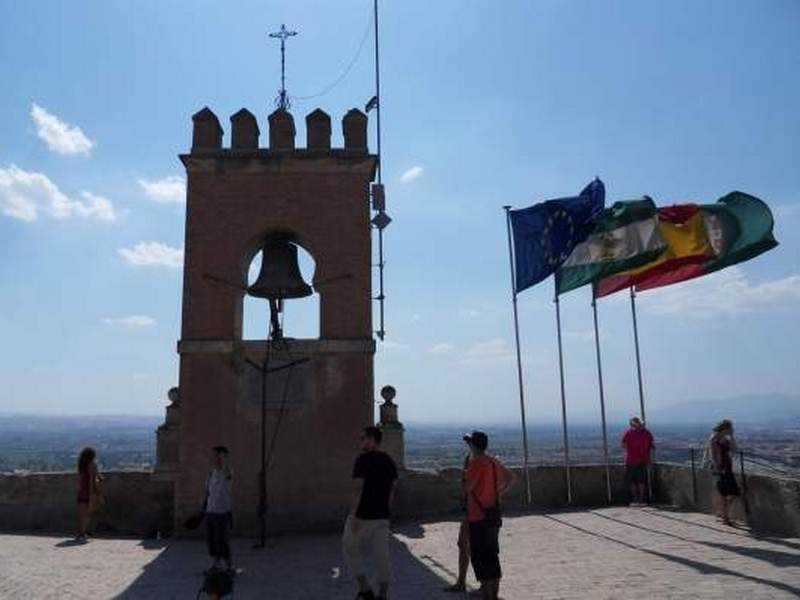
left=115, top=530, right=457, bottom=599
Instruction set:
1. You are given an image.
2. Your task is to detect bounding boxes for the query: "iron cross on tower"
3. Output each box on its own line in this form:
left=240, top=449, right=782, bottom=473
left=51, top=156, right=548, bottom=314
left=269, top=24, right=298, bottom=110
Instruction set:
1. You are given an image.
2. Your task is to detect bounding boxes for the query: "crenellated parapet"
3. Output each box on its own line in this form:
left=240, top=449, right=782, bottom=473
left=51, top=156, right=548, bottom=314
left=188, top=106, right=369, bottom=155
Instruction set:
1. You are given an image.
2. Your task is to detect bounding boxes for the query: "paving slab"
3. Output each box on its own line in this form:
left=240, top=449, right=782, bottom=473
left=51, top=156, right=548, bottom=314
left=1, top=506, right=798, bottom=599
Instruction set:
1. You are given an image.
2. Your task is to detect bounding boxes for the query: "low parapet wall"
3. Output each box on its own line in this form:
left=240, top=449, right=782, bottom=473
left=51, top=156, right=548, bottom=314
left=0, top=471, right=173, bottom=537
left=393, top=464, right=630, bottom=518
left=653, top=463, right=800, bottom=536
left=1, top=464, right=797, bottom=537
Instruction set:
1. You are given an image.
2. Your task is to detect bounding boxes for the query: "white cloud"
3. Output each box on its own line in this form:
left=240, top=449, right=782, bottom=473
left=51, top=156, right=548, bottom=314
left=400, top=165, right=423, bottom=183
left=138, top=176, right=186, bottom=203
left=380, top=340, right=409, bottom=351
left=103, top=315, right=157, bottom=327
left=563, top=329, right=596, bottom=342
left=458, top=308, right=481, bottom=319
left=30, top=103, right=94, bottom=155
left=774, top=204, right=800, bottom=218
left=641, top=266, right=800, bottom=317
left=75, top=191, right=115, bottom=220
left=427, top=343, right=455, bottom=354
left=118, top=242, right=183, bottom=268
left=0, top=165, right=115, bottom=222
left=410, top=313, right=422, bottom=323
left=464, top=338, right=512, bottom=359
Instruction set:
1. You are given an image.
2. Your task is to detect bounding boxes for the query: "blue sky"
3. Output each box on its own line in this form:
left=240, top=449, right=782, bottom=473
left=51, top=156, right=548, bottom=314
left=0, top=1, right=798, bottom=424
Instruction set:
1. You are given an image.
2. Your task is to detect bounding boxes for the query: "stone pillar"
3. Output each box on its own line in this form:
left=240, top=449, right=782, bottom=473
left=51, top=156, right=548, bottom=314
left=154, top=387, right=180, bottom=481
left=378, top=385, right=405, bottom=469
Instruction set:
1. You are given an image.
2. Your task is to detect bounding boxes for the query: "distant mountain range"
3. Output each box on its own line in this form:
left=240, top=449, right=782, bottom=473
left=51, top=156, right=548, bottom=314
left=644, top=393, right=800, bottom=425
left=2, top=393, right=798, bottom=429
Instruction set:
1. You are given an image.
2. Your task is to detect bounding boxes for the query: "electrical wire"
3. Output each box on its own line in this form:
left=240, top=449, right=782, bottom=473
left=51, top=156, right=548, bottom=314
left=293, top=10, right=374, bottom=101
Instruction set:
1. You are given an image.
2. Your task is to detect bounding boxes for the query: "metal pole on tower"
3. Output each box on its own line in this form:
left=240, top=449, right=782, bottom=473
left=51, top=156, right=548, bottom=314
left=373, top=0, right=387, bottom=340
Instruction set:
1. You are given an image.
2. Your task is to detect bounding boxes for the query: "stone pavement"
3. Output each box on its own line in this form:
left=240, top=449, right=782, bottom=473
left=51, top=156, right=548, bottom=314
left=1, top=506, right=799, bottom=599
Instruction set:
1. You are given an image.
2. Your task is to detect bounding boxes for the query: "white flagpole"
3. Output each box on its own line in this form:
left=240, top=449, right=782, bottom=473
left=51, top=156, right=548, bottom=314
left=629, top=287, right=647, bottom=423
left=591, top=286, right=613, bottom=503
left=554, top=285, right=573, bottom=504
left=503, top=205, right=533, bottom=505
left=629, top=286, right=653, bottom=500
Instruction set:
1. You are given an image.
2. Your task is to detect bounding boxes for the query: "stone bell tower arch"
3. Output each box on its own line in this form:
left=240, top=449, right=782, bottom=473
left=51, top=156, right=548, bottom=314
left=174, top=105, right=376, bottom=532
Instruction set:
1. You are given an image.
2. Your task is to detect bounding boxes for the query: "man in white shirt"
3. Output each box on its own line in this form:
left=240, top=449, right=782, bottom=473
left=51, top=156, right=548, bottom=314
left=206, top=445, right=233, bottom=572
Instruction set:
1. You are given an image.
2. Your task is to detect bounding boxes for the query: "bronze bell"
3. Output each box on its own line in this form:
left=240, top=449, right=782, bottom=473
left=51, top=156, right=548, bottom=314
left=248, top=239, right=313, bottom=300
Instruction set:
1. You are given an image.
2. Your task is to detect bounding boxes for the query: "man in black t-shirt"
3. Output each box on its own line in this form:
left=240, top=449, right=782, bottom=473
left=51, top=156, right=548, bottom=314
left=342, top=426, right=398, bottom=600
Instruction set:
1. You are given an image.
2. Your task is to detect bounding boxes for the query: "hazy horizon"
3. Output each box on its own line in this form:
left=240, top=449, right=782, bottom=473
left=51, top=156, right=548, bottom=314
left=2, top=391, right=798, bottom=429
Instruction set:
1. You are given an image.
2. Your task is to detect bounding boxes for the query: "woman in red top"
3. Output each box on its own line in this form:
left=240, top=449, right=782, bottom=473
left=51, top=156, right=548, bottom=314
left=76, top=447, right=101, bottom=540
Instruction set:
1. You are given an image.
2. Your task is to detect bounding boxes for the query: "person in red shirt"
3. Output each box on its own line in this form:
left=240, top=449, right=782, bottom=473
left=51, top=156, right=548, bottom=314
left=463, top=431, right=514, bottom=600
left=621, top=417, right=654, bottom=506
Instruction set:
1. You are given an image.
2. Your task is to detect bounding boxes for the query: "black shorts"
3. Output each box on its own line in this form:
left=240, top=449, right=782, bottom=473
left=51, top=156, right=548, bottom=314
left=716, top=472, right=740, bottom=497
left=626, top=464, right=648, bottom=485
left=469, top=520, right=501, bottom=582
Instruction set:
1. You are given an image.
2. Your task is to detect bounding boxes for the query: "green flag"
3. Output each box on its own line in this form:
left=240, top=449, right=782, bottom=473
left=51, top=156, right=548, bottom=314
left=555, top=197, right=666, bottom=295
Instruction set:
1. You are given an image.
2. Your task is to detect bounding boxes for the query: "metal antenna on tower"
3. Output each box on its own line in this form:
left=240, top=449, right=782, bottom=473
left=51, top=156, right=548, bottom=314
left=269, top=24, right=298, bottom=110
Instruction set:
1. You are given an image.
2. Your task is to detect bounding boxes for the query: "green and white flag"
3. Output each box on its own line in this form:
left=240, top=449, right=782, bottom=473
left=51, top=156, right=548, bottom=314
left=555, top=197, right=666, bottom=295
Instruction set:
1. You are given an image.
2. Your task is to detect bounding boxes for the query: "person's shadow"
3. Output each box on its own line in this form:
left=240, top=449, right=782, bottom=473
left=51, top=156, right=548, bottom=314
left=54, top=538, right=89, bottom=548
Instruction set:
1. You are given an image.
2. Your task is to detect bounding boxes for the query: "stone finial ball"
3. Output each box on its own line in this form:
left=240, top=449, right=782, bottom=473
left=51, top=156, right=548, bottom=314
left=167, top=387, right=180, bottom=404
left=380, top=385, right=396, bottom=402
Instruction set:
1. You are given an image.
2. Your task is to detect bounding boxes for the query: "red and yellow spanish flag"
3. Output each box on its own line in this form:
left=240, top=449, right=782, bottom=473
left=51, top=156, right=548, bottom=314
left=633, top=191, right=778, bottom=292
left=594, top=204, right=714, bottom=298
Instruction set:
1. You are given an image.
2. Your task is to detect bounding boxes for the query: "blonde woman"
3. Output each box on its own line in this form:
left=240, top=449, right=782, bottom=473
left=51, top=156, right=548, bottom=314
left=705, top=420, right=740, bottom=525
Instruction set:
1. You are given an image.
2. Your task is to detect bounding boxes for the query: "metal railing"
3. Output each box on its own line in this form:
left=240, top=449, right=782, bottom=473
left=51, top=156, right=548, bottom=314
left=686, top=445, right=798, bottom=513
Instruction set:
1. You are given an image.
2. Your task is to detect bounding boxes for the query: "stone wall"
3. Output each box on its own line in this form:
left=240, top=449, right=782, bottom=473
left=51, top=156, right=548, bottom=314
left=2, top=464, right=797, bottom=537
left=653, top=463, right=800, bottom=536
left=393, top=464, right=630, bottom=518
left=0, top=471, right=173, bottom=537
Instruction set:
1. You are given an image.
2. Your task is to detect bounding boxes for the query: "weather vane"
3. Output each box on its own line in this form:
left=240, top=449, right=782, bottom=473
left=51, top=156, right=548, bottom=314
left=269, top=24, right=298, bottom=110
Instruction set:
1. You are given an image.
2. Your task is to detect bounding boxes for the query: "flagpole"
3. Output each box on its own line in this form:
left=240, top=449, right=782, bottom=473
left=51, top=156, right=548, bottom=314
left=629, top=286, right=653, bottom=500
left=591, top=286, right=612, bottom=504
left=629, top=287, right=647, bottom=423
left=503, top=205, right=533, bottom=505
left=554, top=286, right=573, bottom=504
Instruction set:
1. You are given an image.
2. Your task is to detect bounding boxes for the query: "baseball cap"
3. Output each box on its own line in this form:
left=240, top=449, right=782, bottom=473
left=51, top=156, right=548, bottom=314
left=463, top=431, right=488, bottom=451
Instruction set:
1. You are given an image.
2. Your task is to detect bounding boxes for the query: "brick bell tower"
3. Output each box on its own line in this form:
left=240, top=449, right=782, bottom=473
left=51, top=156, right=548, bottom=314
left=175, top=105, right=377, bottom=533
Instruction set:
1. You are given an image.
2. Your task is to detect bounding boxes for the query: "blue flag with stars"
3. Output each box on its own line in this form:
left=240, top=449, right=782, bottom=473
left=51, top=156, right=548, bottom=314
left=510, top=179, right=605, bottom=293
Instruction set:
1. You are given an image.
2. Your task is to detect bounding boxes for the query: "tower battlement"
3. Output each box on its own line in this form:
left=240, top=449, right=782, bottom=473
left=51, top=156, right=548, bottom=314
left=190, top=106, right=368, bottom=154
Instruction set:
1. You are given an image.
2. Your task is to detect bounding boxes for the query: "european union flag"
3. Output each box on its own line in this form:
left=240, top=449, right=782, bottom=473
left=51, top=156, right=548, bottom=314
left=510, top=179, right=605, bottom=293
